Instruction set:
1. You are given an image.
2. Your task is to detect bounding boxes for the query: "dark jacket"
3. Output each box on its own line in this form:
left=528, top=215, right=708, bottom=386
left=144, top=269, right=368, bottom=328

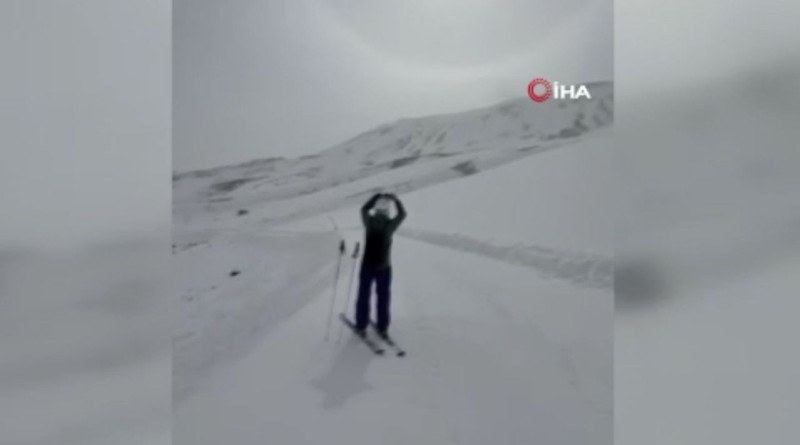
left=361, top=194, right=407, bottom=269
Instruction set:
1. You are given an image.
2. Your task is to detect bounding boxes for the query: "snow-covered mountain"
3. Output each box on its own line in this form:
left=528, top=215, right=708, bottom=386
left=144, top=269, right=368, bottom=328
left=173, top=82, right=612, bottom=227
left=174, top=86, right=613, bottom=445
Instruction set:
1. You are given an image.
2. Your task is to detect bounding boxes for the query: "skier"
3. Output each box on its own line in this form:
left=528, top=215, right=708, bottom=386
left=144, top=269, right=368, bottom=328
left=354, top=192, right=407, bottom=337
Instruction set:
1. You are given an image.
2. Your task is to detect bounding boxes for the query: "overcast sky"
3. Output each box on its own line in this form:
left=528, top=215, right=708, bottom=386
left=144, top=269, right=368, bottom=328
left=5, top=1, right=797, bottom=251
left=174, top=0, right=613, bottom=171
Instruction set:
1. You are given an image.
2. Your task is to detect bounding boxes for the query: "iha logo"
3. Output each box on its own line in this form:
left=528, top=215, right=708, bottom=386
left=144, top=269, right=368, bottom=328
left=527, top=78, right=591, bottom=103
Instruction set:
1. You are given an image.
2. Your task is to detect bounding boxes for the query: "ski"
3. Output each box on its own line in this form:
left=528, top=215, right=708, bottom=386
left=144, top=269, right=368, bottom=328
left=339, top=313, right=384, bottom=355
left=370, top=321, right=406, bottom=357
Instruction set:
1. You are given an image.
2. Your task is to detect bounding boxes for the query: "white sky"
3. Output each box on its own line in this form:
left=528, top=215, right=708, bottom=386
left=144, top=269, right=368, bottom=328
left=174, top=0, right=613, bottom=171
left=5, top=0, right=797, bottom=251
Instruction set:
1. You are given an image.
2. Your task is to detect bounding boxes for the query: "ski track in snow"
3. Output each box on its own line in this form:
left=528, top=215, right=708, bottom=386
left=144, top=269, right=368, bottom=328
left=399, top=228, right=613, bottom=289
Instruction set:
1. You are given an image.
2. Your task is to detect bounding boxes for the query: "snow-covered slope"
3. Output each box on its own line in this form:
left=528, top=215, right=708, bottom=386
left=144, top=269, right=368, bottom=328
left=174, top=90, right=613, bottom=444
left=173, top=82, right=612, bottom=227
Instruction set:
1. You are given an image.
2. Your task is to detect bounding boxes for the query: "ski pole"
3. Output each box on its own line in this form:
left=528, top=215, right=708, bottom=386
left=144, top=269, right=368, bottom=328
left=337, top=242, right=360, bottom=342
left=325, top=239, right=346, bottom=341
left=326, top=214, right=343, bottom=237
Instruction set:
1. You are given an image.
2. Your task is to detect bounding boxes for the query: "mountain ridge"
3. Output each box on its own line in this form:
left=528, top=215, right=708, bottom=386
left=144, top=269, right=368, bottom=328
left=174, top=81, right=612, bottom=179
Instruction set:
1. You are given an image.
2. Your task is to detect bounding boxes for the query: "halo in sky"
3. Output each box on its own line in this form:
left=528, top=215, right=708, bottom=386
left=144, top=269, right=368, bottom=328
left=320, top=0, right=586, bottom=68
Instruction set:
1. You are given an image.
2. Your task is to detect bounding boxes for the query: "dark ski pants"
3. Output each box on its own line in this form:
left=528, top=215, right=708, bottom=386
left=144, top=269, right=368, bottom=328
left=354, top=265, right=392, bottom=332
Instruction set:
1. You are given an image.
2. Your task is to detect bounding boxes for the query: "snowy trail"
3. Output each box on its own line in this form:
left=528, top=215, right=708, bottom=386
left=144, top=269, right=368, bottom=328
left=398, top=228, right=613, bottom=289
left=174, top=119, right=613, bottom=444
left=175, top=231, right=611, bottom=445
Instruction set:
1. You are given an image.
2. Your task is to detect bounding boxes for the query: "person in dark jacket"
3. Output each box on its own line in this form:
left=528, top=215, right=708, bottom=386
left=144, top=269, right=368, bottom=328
left=354, top=192, right=407, bottom=336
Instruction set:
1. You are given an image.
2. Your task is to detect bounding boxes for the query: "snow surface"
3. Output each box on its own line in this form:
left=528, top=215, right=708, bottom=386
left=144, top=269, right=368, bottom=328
left=174, top=91, right=613, bottom=444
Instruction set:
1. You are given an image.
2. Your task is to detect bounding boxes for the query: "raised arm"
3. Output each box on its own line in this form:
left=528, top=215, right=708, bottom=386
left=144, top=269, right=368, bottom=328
left=361, top=193, right=382, bottom=226
left=388, top=194, right=406, bottom=230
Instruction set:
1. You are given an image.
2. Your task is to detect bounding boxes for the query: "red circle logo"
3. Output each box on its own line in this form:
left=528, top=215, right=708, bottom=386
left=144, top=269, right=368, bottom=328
left=527, top=78, right=552, bottom=103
